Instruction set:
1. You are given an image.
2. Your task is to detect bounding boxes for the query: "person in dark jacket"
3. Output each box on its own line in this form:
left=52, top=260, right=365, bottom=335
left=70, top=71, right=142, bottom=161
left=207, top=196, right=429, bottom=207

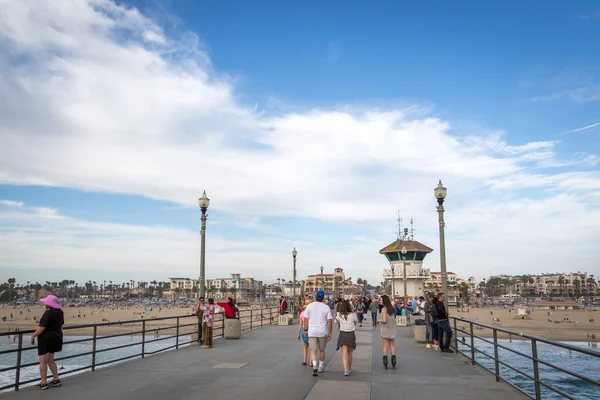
left=435, top=293, right=452, bottom=353
left=430, top=296, right=440, bottom=349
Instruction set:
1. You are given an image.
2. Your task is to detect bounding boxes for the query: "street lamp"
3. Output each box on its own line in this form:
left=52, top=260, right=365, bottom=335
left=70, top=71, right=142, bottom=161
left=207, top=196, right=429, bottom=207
left=434, top=180, right=449, bottom=308
left=292, top=247, right=298, bottom=318
left=401, top=246, right=408, bottom=306
left=198, top=191, right=210, bottom=298
left=320, top=265, right=324, bottom=292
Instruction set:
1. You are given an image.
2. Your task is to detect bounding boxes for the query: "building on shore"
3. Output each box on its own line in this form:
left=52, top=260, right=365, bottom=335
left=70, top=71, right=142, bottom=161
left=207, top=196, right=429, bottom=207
left=485, top=272, right=598, bottom=298
left=302, top=267, right=363, bottom=299
left=531, top=300, right=581, bottom=311
left=167, top=275, right=264, bottom=300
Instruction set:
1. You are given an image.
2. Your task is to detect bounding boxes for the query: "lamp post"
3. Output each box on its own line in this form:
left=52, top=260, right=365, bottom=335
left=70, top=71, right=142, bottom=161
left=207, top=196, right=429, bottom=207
left=198, top=191, right=210, bottom=298
left=320, top=265, right=324, bottom=292
left=292, top=247, right=298, bottom=318
left=401, top=246, right=408, bottom=306
left=434, top=180, right=449, bottom=308
left=390, top=264, right=395, bottom=300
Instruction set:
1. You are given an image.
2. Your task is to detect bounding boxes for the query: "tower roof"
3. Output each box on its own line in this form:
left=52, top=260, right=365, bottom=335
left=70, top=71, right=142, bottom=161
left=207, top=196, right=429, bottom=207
left=379, top=239, right=433, bottom=254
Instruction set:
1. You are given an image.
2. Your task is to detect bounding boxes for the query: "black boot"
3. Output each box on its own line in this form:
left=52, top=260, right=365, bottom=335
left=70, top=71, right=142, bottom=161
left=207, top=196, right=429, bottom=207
left=391, top=355, right=396, bottom=369
left=383, top=355, right=388, bottom=369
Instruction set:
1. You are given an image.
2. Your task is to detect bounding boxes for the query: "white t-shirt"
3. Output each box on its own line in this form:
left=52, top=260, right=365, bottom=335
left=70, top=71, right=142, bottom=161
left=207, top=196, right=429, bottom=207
left=305, top=301, right=333, bottom=337
left=336, top=312, right=357, bottom=332
left=418, top=300, right=425, bottom=315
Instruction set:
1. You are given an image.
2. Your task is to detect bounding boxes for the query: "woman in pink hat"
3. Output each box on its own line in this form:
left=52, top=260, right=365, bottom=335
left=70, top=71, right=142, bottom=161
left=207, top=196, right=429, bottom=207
left=30, top=295, right=64, bottom=390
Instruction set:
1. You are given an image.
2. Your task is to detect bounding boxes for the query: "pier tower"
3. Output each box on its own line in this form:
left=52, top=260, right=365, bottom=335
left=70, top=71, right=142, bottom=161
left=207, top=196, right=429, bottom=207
left=379, top=219, right=433, bottom=299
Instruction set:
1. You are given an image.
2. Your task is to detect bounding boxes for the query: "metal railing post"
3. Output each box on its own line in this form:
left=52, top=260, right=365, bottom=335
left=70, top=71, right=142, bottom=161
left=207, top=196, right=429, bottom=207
left=270, top=308, right=272, bottom=325
left=91, top=325, right=97, bottom=371
left=176, top=317, right=180, bottom=349
left=141, top=320, right=146, bottom=358
left=493, top=329, right=500, bottom=382
left=469, top=321, right=475, bottom=365
left=221, top=314, right=225, bottom=337
left=250, top=309, right=253, bottom=330
left=261, top=309, right=264, bottom=327
left=15, top=334, right=23, bottom=391
left=453, top=318, right=458, bottom=353
left=532, top=339, right=541, bottom=400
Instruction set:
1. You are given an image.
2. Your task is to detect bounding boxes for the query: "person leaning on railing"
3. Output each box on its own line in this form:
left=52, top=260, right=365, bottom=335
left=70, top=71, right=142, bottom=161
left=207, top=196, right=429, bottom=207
left=217, top=297, right=238, bottom=319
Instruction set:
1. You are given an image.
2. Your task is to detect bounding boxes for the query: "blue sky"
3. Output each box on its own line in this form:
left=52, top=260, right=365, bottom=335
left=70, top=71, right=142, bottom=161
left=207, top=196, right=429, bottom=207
left=0, top=0, right=599, bottom=286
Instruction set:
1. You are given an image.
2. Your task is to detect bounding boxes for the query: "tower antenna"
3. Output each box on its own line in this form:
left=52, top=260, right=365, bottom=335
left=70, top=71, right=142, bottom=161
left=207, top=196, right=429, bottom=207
left=397, top=210, right=402, bottom=240
left=410, top=218, right=415, bottom=240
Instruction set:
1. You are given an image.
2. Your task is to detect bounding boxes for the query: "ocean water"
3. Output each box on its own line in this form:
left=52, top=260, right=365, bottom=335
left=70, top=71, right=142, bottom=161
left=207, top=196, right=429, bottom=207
left=457, top=338, right=600, bottom=400
left=0, top=334, right=191, bottom=391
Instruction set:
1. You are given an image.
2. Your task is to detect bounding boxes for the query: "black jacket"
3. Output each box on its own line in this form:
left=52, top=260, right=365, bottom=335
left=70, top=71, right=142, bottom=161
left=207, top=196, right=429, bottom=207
left=434, top=301, right=448, bottom=320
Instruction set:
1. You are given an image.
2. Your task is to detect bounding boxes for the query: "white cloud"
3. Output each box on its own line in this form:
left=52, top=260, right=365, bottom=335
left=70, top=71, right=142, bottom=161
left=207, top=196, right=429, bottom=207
left=0, top=0, right=599, bottom=282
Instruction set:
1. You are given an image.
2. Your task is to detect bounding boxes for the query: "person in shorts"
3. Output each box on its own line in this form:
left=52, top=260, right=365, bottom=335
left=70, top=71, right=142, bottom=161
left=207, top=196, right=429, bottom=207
left=31, top=295, right=64, bottom=390
left=303, top=290, right=333, bottom=376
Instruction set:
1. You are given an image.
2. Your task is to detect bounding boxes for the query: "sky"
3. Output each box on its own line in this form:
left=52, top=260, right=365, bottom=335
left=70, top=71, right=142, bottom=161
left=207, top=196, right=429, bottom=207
left=1, top=0, right=599, bottom=287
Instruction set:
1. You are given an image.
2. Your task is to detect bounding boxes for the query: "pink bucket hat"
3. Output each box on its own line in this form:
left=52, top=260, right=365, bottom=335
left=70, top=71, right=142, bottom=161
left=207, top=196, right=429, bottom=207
left=40, top=295, right=61, bottom=309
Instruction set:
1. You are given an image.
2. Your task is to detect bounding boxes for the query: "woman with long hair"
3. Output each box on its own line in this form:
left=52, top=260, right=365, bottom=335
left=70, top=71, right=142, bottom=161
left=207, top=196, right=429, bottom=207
left=30, top=295, right=64, bottom=389
left=336, top=300, right=357, bottom=376
left=378, top=295, right=396, bottom=369
left=297, top=299, right=312, bottom=365
left=201, top=298, right=215, bottom=348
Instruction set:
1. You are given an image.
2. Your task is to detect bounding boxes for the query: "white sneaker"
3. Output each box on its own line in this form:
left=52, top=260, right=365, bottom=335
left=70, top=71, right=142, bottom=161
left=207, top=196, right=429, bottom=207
left=318, top=366, right=324, bottom=373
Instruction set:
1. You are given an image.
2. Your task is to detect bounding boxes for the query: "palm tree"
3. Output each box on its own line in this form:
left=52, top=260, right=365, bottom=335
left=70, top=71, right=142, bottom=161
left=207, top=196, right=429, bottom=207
left=7, top=278, right=16, bottom=301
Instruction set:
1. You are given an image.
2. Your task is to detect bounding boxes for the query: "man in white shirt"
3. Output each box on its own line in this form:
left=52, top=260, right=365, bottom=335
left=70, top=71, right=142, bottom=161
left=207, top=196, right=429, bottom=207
left=304, top=290, right=333, bottom=376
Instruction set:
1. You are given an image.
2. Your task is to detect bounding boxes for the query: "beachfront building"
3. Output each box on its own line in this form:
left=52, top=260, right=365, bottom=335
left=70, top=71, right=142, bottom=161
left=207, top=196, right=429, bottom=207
left=302, top=267, right=363, bottom=298
left=484, top=272, right=599, bottom=298
left=167, top=275, right=265, bottom=300
left=379, top=230, right=433, bottom=300
left=531, top=301, right=581, bottom=311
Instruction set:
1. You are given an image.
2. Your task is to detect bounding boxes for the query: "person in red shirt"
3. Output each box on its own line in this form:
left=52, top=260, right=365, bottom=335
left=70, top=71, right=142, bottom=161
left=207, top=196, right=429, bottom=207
left=279, top=296, right=288, bottom=315
left=217, top=297, right=238, bottom=319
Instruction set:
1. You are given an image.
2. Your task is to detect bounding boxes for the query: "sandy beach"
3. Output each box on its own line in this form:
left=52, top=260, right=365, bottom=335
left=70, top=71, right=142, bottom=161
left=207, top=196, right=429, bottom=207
left=2, top=305, right=598, bottom=342
left=450, top=307, right=599, bottom=342
left=0, top=305, right=280, bottom=337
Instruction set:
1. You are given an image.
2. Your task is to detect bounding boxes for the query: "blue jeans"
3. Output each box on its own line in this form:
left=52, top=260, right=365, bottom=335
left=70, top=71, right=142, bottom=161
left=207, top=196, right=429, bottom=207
left=371, top=312, right=377, bottom=325
left=437, top=320, right=452, bottom=350
left=425, top=319, right=431, bottom=344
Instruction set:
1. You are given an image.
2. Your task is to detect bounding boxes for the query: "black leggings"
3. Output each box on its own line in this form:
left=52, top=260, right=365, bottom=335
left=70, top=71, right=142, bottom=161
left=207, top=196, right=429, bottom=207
left=431, top=320, right=439, bottom=341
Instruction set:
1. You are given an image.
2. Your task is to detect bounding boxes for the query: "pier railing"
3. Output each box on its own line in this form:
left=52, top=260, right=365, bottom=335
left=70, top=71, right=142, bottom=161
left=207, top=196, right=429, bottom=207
left=0, top=306, right=279, bottom=392
left=449, top=316, right=600, bottom=400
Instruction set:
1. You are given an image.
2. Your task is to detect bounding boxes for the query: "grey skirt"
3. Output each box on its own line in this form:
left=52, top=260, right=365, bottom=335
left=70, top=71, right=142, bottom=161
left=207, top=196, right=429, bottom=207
left=337, top=330, right=356, bottom=350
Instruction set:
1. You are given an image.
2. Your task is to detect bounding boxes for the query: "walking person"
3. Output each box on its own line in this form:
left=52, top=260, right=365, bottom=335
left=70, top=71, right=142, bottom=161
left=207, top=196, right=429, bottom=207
left=336, top=300, right=357, bottom=376
left=30, top=295, right=64, bottom=389
left=369, top=299, right=379, bottom=327
left=304, top=290, right=333, bottom=376
left=201, top=298, right=215, bottom=348
left=435, top=292, right=453, bottom=353
left=356, top=300, right=365, bottom=327
left=430, top=295, right=440, bottom=349
left=297, top=300, right=312, bottom=365
left=378, top=295, right=397, bottom=369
